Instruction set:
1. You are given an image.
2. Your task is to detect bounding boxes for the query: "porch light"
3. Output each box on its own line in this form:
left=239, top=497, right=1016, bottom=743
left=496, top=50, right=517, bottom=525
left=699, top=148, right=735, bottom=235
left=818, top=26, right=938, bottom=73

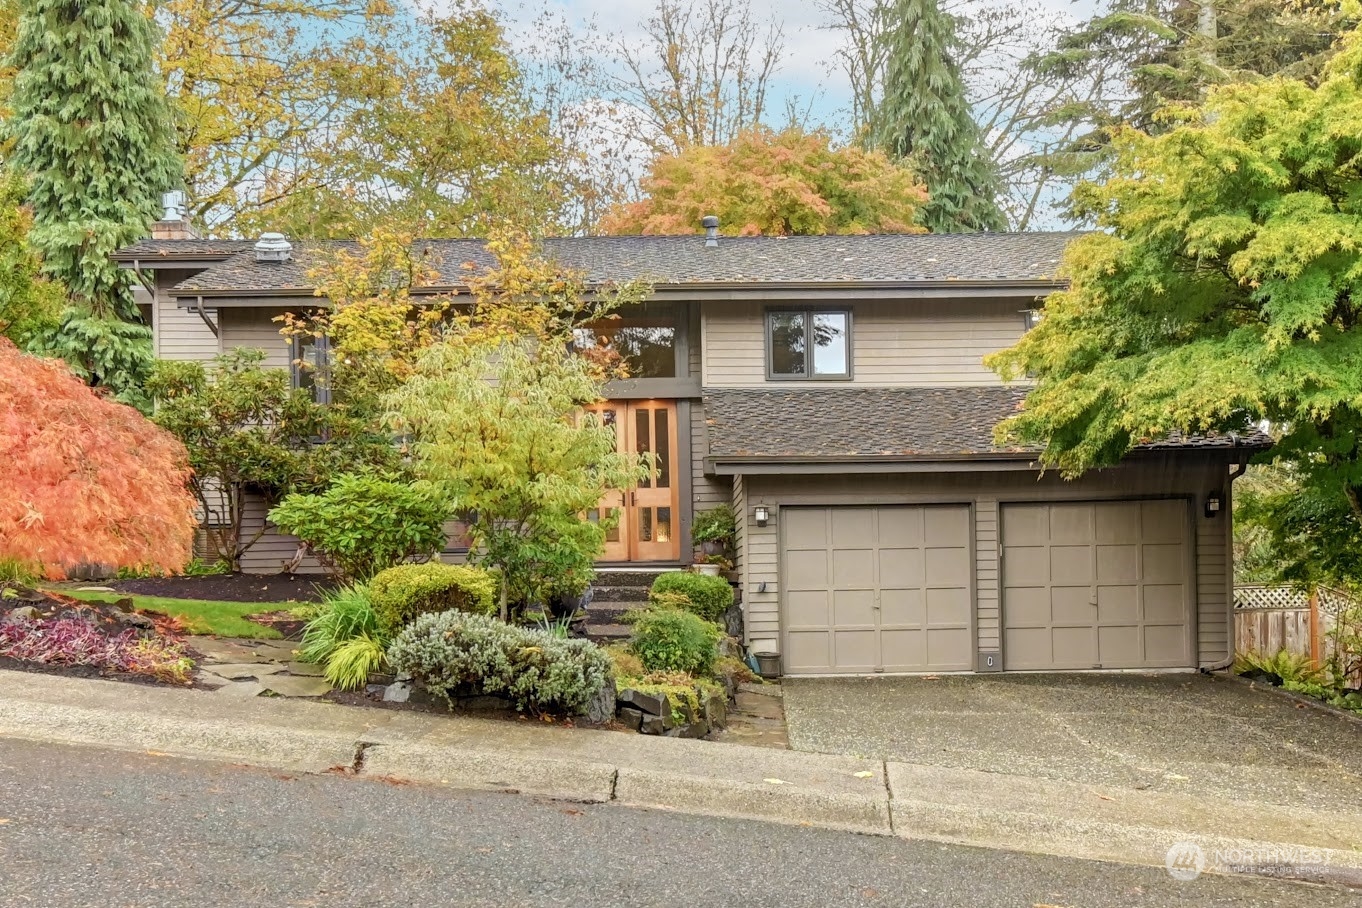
left=753, top=505, right=770, bottom=527
left=1021, top=309, right=1043, bottom=331
left=1205, top=492, right=1223, bottom=518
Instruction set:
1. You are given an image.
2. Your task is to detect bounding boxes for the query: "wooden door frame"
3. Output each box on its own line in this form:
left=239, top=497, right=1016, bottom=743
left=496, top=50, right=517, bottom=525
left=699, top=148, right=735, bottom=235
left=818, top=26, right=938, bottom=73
left=588, top=400, right=683, bottom=563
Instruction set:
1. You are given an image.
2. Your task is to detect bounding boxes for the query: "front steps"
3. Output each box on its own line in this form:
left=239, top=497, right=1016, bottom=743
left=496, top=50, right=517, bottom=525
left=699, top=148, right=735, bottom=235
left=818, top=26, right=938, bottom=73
left=582, top=568, right=682, bottom=643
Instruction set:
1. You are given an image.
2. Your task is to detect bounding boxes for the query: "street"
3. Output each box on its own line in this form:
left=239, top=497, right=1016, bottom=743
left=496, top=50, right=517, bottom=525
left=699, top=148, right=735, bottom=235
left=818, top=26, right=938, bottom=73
left=0, top=738, right=1353, bottom=907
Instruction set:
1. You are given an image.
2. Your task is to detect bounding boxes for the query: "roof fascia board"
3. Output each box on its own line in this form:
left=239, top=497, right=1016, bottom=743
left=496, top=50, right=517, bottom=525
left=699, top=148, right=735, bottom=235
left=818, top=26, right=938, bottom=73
left=118, top=257, right=242, bottom=271
left=707, top=447, right=1252, bottom=475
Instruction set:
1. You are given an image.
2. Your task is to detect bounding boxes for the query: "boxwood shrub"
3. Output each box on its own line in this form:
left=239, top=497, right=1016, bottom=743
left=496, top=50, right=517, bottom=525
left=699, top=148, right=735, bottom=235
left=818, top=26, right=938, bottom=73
left=649, top=571, right=734, bottom=622
left=387, top=611, right=611, bottom=715
left=630, top=607, right=722, bottom=676
left=369, top=563, right=498, bottom=632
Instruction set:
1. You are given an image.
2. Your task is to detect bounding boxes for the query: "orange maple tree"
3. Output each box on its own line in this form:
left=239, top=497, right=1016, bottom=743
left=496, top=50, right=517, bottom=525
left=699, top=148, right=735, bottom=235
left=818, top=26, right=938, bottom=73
left=0, top=338, right=196, bottom=578
left=601, top=126, right=927, bottom=236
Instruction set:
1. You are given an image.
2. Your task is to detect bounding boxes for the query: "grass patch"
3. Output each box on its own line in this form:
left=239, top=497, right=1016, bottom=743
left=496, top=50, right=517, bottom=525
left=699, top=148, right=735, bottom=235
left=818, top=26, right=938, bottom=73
left=52, top=589, right=286, bottom=639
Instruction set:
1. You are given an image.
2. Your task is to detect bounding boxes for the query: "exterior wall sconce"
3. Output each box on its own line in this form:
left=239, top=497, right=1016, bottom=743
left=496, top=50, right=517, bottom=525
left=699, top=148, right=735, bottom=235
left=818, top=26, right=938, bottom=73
left=1021, top=309, right=1043, bottom=331
left=1205, top=492, right=1223, bottom=518
left=753, top=505, right=771, bottom=527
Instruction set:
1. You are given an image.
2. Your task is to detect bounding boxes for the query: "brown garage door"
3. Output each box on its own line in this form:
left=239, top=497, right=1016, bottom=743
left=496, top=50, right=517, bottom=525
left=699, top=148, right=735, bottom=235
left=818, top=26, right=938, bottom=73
left=1001, top=501, right=1192, bottom=671
left=782, top=506, right=973, bottom=674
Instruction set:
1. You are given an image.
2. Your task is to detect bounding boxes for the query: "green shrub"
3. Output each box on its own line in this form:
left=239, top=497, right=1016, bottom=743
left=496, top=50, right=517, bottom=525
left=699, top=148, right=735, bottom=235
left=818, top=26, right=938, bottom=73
left=630, top=608, right=722, bottom=676
left=649, top=571, right=734, bottom=622
left=325, top=634, right=389, bottom=690
left=369, top=562, right=498, bottom=631
left=268, top=473, right=451, bottom=581
left=298, top=584, right=383, bottom=666
left=387, top=611, right=611, bottom=715
left=0, top=557, right=38, bottom=585
left=691, top=505, right=736, bottom=547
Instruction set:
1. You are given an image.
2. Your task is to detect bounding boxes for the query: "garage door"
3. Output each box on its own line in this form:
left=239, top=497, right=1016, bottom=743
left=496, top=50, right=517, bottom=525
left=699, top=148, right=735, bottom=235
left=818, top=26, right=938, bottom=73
left=1001, top=501, right=1191, bottom=671
left=782, top=506, right=972, bottom=674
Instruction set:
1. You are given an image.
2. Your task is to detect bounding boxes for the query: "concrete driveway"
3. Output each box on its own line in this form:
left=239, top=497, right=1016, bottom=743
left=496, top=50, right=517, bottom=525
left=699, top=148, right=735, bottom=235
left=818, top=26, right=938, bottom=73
left=783, top=672, right=1362, bottom=815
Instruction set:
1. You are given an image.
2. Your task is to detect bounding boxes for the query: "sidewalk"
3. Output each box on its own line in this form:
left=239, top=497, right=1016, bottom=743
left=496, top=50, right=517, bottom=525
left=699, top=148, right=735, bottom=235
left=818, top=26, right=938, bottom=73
left=2, top=669, right=1360, bottom=885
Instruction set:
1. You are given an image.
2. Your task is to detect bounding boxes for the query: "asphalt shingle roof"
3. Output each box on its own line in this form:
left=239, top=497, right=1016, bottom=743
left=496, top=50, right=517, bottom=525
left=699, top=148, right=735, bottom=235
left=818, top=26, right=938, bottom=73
left=148, top=233, right=1084, bottom=294
left=703, top=387, right=1271, bottom=460
left=113, top=239, right=257, bottom=259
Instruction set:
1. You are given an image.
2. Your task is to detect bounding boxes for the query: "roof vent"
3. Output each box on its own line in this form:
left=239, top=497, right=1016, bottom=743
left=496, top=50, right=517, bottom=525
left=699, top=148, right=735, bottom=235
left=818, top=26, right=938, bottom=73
left=161, top=190, right=185, bottom=222
left=702, top=215, right=720, bottom=248
left=255, top=232, right=292, bottom=264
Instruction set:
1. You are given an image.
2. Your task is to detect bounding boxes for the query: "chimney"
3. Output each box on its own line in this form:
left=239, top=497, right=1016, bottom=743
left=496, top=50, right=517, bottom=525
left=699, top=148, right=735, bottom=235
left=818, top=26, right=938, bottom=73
left=255, top=232, right=292, bottom=264
left=702, top=215, right=720, bottom=248
left=150, top=189, right=197, bottom=240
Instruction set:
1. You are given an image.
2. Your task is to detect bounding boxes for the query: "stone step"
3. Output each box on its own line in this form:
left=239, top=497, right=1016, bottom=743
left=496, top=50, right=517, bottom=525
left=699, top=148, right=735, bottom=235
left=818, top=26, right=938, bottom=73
left=593, top=569, right=683, bottom=588
left=590, top=585, right=656, bottom=603
left=584, top=600, right=645, bottom=622
left=585, top=623, right=631, bottom=643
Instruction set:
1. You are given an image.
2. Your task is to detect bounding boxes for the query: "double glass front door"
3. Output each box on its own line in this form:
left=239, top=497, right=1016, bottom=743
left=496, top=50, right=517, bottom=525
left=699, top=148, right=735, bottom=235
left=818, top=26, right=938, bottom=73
left=587, top=400, right=680, bottom=562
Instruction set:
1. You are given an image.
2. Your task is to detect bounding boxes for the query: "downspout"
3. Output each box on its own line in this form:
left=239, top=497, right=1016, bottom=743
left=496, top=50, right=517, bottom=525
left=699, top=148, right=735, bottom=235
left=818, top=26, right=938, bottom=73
left=131, top=259, right=155, bottom=295
left=1203, top=454, right=1251, bottom=673
left=195, top=295, right=219, bottom=337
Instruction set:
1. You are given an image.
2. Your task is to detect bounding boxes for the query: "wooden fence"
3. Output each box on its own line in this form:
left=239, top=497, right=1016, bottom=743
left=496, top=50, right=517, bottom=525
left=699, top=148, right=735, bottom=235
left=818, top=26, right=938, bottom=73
left=1234, top=584, right=1360, bottom=685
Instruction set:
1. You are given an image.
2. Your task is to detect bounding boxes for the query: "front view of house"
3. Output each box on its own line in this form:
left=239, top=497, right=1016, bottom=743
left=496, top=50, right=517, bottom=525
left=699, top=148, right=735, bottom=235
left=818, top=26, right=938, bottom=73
left=117, top=226, right=1264, bottom=676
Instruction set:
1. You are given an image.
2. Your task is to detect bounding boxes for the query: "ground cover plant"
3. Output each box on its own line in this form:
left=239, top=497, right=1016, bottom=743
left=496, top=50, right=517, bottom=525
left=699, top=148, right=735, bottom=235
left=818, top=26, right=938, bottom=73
left=298, top=584, right=390, bottom=689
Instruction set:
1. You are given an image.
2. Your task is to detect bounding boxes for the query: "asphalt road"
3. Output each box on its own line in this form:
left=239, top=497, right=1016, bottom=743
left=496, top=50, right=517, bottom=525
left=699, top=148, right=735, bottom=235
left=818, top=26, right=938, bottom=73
left=0, top=738, right=1352, bottom=908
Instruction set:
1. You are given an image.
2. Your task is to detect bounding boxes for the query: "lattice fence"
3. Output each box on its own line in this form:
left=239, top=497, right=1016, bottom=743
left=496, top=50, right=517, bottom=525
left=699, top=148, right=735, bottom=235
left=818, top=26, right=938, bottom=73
left=1234, top=584, right=1360, bottom=685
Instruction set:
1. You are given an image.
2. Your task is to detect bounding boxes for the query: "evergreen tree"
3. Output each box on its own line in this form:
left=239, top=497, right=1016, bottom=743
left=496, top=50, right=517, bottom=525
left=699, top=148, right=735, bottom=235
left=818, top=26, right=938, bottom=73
left=5, top=0, right=181, bottom=406
left=871, top=0, right=1005, bottom=233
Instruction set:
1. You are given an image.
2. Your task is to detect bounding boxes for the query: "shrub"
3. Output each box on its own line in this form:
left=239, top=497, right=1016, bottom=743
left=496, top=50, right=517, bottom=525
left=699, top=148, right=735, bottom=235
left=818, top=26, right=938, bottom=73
left=1233, top=649, right=1326, bottom=686
left=649, top=571, right=734, bottom=623
left=388, top=611, right=611, bottom=715
left=690, top=505, right=736, bottom=548
left=616, top=671, right=726, bottom=724
left=298, top=585, right=383, bottom=664
left=630, top=608, right=722, bottom=676
left=369, top=562, right=498, bottom=631
left=325, top=634, right=389, bottom=690
left=268, top=473, right=451, bottom=581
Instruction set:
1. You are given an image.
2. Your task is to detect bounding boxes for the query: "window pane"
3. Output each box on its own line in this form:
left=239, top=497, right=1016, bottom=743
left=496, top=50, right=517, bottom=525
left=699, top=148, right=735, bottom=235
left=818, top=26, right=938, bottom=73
left=636, top=407, right=652, bottom=488
left=811, top=312, right=848, bottom=376
left=574, top=303, right=678, bottom=377
left=654, top=408, right=670, bottom=489
left=638, top=507, right=653, bottom=543
left=768, top=312, right=806, bottom=375
left=656, top=507, right=672, bottom=544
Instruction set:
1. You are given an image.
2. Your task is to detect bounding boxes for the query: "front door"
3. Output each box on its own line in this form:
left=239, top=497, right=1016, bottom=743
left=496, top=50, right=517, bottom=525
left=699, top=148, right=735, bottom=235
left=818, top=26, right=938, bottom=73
left=587, top=401, right=681, bottom=562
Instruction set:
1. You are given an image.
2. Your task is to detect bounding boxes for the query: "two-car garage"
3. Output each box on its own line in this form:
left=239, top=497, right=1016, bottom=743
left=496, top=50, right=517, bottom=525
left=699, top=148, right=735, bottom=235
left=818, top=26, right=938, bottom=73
left=779, top=499, right=1195, bottom=675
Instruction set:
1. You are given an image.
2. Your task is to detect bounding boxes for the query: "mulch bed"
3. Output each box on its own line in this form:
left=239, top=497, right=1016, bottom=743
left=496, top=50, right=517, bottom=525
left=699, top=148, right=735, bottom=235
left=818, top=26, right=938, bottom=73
left=106, top=573, right=331, bottom=604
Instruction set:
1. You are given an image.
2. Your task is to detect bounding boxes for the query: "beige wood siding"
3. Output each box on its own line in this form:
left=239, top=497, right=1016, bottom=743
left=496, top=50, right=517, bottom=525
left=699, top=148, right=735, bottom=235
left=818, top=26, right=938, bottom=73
left=737, top=458, right=1234, bottom=670
left=154, top=271, right=219, bottom=362
left=690, top=398, right=730, bottom=512
left=218, top=307, right=291, bottom=368
left=238, top=496, right=324, bottom=575
left=702, top=299, right=1025, bottom=387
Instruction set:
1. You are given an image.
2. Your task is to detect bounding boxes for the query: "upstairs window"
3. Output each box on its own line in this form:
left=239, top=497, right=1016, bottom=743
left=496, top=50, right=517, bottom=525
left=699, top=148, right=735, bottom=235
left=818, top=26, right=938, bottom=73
left=766, top=309, right=851, bottom=380
left=572, top=302, right=679, bottom=378
left=291, top=334, right=331, bottom=405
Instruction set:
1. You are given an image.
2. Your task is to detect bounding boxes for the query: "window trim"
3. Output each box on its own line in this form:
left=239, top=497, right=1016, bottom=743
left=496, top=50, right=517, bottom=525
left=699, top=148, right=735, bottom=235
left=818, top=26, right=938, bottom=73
left=764, top=306, right=854, bottom=381
left=290, top=333, right=332, bottom=405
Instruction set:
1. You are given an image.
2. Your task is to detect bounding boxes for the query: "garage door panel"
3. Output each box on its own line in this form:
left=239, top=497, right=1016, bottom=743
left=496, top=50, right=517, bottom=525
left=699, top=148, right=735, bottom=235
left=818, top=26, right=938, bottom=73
left=831, top=508, right=875, bottom=548
left=926, top=547, right=970, bottom=587
left=1143, top=585, right=1187, bottom=623
left=832, top=630, right=878, bottom=672
left=1004, top=547, right=1049, bottom=585
left=878, top=508, right=924, bottom=547
left=1096, top=545, right=1138, bottom=583
left=1142, top=544, right=1184, bottom=584
left=1002, top=501, right=1191, bottom=671
left=1096, top=585, right=1138, bottom=622
left=783, top=505, right=972, bottom=675
left=1049, top=505, right=1095, bottom=543
left=786, top=591, right=830, bottom=628
left=832, top=589, right=877, bottom=626
left=832, top=549, right=874, bottom=588
left=926, top=586, right=970, bottom=626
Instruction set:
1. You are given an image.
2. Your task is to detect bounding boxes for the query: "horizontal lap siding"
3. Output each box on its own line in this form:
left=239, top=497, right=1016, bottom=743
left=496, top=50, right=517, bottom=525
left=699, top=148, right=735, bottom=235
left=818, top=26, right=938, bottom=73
left=218, top=307, right=292, bottom=368
left=239, top=496, right=324, bottom=575
left=739, top=461, right=1235, bottom=667
left=156, top=302, right=220, bottom=361
left=702, top=299, right=1026, bottom=387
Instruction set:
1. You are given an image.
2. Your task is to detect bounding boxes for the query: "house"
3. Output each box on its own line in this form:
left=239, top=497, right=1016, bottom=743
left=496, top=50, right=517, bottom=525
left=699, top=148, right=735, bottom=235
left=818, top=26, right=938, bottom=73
left=115, top=215, right=1267, bottom=676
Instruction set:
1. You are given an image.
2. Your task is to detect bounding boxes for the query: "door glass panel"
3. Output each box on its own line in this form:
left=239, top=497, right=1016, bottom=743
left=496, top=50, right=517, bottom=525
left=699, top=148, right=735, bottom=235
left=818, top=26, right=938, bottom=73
left=656, top=507, right=672, bottom=544
left=636, top=406, right=652, bottom=487
left=604, top=508, right=621, bottom=543
left=812, top=312, right=849, bottom=376
left=768, top=311, right=806, bottom=375
left=654, top=408, right=670, bottom=488
left=639, top=507, right=653, bottom=542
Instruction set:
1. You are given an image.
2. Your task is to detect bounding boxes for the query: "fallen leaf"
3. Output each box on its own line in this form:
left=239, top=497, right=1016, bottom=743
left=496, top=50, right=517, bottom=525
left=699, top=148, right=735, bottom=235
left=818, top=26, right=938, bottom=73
left=853, top=770, right=875, bottom=778
left=764, top=778, right=790, bottom=785
left=923, top=674, right=941, bottom=681
left=1165, top=774, right=1189, bottom=781
left=145, top=750, right=172, bottom=757
left=1096, top=795, right=1114, bottom=802
left=0, top=819, right=10, bottom=825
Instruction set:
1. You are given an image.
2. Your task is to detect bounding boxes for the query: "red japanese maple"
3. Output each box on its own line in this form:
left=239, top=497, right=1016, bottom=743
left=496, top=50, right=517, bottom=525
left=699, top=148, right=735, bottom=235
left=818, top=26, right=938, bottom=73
left=0, top=339, right=196, bottom=578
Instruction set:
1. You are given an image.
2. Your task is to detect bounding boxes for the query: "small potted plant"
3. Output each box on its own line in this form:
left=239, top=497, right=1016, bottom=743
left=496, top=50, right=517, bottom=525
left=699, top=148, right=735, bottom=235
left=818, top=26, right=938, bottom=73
left=691, top=504, right=736, bottom=562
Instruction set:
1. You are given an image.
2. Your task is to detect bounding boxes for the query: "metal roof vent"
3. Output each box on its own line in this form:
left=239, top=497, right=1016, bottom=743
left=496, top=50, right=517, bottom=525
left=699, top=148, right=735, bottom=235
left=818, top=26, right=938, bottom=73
left=255, top=232, right=292, bottom=264
left=702, top=215, right=720, bottom=248
left=161, top=190, right=185, bottom=221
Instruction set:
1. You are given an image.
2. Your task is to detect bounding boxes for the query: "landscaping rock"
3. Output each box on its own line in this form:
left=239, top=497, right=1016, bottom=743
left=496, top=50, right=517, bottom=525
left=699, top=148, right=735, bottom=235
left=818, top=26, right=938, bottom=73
left=618, top=688, right=668, bottom=717
left=639, top=714, right=669, bottom=735
left=722, top=601, right=744, bottom=639
left=284, top=661, right=326, bottom=677
left=617, top=707, right=645, bottom=732
left=704, top=694, right=728, bottom=730
left=206, top=663, right=286, bottom=681
left=67, top=562, right=115, bottom=582
left=365, top=683, right=387, bottom=697
left=383, top=681, right=412, bottom=703
left=6, top=606, right=39, bottom=622
left=584, top=677, right=617, bottom=724
left=111, top=609, right=155, bottom=630
left=213, top=681, right=267, bottom=698
left=260, top=675, right=333, bottom=698
left=668, top=718, right=710, bottom=739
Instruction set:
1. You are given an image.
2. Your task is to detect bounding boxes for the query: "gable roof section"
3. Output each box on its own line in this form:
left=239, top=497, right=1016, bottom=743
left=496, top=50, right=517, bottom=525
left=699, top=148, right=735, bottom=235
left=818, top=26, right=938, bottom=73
left=116, top=232, right=1084, bottom=296
left=113, top=239, right=257, bottom=260
left=703, top=387, right=1272, bottom=466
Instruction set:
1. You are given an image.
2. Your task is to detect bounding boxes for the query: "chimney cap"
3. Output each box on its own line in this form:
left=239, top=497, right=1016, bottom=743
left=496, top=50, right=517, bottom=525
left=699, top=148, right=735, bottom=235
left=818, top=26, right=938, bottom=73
left=161, top=190, right=185, bottom=222
left=701, top=215, right=720, bottom=228
left=255, top=232, right=292, bottom=264
left=702, top=214, right=720, bottom=248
